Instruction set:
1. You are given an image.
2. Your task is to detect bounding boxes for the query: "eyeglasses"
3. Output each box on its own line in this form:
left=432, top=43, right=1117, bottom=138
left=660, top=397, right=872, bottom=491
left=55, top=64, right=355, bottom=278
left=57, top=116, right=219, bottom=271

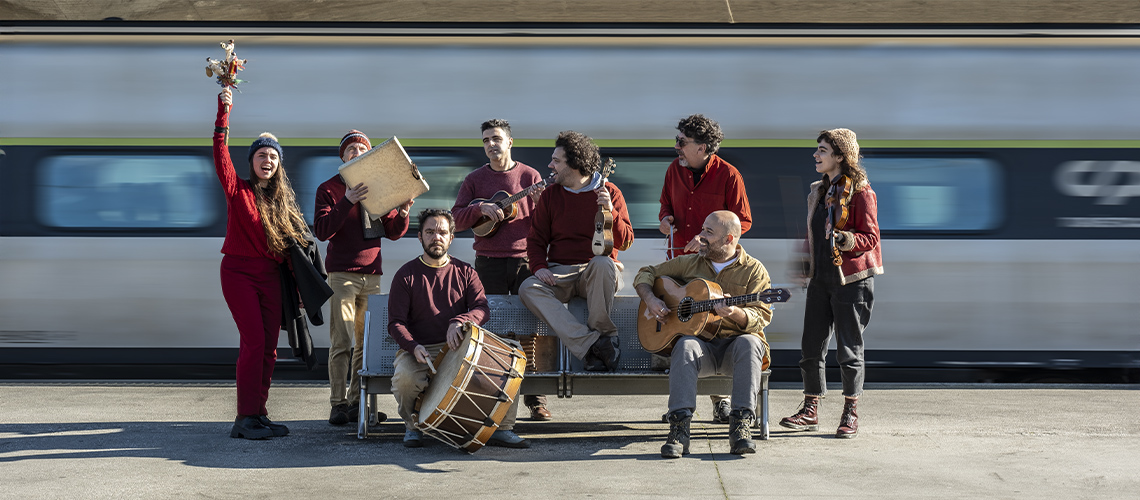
left=675, top=136, right=691, bottom=147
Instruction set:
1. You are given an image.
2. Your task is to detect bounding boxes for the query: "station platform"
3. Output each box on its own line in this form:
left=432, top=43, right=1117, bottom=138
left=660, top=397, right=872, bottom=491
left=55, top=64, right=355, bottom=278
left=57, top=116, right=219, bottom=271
left=0, top=381, right=1136, bottom=499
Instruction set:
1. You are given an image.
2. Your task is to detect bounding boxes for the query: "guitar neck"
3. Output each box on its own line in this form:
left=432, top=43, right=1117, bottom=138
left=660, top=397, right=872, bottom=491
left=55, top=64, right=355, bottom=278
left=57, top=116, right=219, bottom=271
left=689, top=292, right=769, bottom=313
left=496, top=178, right=550, bottom=209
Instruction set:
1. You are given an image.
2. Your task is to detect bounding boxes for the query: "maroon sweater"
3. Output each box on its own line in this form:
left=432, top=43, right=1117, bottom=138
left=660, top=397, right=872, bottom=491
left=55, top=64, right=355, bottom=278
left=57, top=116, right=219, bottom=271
left=212, top=97, right=282, bottom=263
left=527, top=180, right=634, bottom=272
left=313, top=174, right=409, bottom=274
left=451, top=162, right=542, bottom=258
left=387, top=256, right=490, bottom=352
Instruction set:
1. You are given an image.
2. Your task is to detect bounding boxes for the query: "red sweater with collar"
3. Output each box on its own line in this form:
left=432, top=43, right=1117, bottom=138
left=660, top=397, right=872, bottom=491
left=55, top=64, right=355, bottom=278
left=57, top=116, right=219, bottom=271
left=313, top=174, right=409, bottom=274
left=659, top=154, right=752, bottom=257
left=212, top=97, right=282, bottom=263
left=527, top=181, right=634, bottom=271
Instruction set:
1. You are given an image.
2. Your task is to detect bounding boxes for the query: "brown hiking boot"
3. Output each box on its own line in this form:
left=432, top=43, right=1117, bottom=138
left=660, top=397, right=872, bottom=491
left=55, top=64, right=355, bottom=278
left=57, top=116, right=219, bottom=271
left=779, top=395, right=820, bottom=431
left=836, top=397, right=858, bottom=438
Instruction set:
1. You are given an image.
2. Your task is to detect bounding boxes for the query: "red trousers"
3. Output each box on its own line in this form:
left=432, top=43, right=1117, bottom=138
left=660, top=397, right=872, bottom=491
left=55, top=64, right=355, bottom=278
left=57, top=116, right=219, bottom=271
left=220, top=254, right=281, bottom=416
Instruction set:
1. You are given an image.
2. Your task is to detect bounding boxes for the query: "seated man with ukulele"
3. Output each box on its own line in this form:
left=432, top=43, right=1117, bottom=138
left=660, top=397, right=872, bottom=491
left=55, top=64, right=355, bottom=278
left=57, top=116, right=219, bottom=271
left=634, top=210, right=775, bottom=458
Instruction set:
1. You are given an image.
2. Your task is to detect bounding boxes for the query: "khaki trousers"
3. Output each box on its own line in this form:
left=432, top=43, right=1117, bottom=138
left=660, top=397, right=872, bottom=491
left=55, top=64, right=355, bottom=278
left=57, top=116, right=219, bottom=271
left=327, top=271, right=381, bottom=407
left=519, top=256, right=623, bottom=360
left=391, top=343, right=519, bottom=431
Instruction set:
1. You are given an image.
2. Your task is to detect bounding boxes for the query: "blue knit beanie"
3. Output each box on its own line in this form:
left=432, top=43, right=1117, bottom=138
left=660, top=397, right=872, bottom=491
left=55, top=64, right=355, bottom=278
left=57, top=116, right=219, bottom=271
left=247, top=132, right=284, bottom=165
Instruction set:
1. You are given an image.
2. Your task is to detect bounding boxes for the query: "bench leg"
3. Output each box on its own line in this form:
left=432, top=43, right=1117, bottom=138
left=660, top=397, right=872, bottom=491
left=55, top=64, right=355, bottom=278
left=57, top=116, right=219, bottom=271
left=357, top=382, right=368, bottom=439
left=759, top=387, right=770, bottom=440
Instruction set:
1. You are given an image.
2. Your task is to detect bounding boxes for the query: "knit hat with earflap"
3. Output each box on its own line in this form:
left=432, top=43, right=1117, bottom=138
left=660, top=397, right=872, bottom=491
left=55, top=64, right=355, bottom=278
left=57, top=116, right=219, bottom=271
left=339, top=130, right=372, bottom=160
left=820, top=128, right=859, bottom=162
left=247, top=132, right=284, bottom=165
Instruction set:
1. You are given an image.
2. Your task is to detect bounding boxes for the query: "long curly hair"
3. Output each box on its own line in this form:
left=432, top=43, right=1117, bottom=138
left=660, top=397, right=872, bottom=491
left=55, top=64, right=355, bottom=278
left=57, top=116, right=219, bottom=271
left=817, top=128, right=868, bottom=190
left=555, top=130, right=601, bottom=176
left=249, top=133, right=311, bottom=255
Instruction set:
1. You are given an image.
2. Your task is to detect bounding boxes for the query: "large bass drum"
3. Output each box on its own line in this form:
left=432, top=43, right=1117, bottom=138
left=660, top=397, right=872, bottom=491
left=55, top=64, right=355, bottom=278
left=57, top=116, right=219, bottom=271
left=413, top=322, right=526, bottom=452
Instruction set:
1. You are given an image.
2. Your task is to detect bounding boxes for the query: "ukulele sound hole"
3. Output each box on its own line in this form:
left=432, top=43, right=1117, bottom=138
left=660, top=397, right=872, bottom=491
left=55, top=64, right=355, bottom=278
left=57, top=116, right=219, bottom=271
left=677, top=297, right=694, bottom=322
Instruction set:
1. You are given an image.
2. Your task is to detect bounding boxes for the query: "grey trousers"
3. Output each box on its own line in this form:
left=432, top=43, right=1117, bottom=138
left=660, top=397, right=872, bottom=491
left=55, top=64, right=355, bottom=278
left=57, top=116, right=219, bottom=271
left=800, top=276, right=874, bottom=398
left=391, top=343, right=519, bottom=431
left=518, top=257, right=623, bottom=360
left=668, top=335, right=766, bottom=413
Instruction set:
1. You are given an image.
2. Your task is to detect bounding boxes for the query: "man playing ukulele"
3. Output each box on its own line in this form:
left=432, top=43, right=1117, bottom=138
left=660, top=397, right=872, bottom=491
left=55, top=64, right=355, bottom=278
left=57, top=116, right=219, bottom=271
left=452, top=119, right=552, bottom=420
left=634, top=211, right=773, bottom=458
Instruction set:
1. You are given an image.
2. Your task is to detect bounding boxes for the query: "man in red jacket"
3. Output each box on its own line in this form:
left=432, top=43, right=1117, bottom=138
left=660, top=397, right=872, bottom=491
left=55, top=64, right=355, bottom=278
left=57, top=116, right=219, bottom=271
left=657, top=114, right=753, bottom=423
left=519, top=131, right=634, bottom=371
left=313, top=130, right=413, bottom=426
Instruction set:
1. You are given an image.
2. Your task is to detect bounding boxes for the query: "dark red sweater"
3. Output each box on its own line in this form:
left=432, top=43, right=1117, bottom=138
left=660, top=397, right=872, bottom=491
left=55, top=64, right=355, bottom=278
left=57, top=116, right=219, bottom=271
left=212, top=97, right=281, bottom=262
left=387, top=257, right=490, bottom=352
left=527, top=181, right=634, bottom=272
left=313, top=174, right=409, bottom=274
left=659, top=154, right=752, bottom=257
left=451, top=162, right=542, bottom=258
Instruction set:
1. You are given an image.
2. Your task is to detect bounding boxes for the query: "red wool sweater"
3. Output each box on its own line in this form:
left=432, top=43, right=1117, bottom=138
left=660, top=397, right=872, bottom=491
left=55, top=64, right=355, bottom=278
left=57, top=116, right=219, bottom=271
left=387, top=257, right=490, bottom=352
left=451, top=162, right=543, bottom=258
left=313, top=174, right=409, bottom=274
left=659, top=154, right=752, bottom=257
left=527, top=181, right=634, bottom=272
left=212, top=97, right=282, bottom=262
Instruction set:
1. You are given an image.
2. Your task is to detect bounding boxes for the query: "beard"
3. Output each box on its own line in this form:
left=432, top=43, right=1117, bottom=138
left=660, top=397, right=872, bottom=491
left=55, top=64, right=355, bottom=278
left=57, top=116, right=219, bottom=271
left=422, top=241, right=448, bottom=259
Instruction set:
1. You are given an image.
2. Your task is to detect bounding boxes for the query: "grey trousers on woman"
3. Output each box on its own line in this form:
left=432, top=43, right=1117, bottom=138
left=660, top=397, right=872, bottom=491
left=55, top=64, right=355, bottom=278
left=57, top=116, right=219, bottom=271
left=799, top=276, right=874, bottom=398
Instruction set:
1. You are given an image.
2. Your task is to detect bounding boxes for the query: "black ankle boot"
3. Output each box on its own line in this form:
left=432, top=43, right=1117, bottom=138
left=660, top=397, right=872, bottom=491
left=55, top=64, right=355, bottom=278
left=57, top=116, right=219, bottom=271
left=230, top=415, right=273, bottom=440
left=729, top=409, right=757, bottom=455
left=661, top=409, right=692, bottom=459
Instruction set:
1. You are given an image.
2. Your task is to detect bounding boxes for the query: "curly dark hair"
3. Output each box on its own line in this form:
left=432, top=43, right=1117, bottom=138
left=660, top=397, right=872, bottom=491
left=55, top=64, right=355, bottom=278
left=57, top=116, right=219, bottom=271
left=555, top=130, right=601, bottom=176
left=480, top=119, right=511, bottom=138
left=417, top=208, right=455, bottom=234
left=676, top=114, right=724, bottom=156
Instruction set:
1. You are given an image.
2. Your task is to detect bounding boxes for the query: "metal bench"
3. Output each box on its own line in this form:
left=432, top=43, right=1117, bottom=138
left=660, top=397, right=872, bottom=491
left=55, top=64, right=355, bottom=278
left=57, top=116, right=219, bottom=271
left=357, top=294, right=771, bottom=440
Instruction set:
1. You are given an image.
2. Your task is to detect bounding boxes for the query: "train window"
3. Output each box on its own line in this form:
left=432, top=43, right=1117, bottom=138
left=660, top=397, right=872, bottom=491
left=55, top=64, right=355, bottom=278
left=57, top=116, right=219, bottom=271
left=297, top=153, right=473, bottom=227
left=600, top=156, right=669, bottom=230
left=36, top=155, right=216, bottom=229
left=863, top=157, right=1002, bottom=231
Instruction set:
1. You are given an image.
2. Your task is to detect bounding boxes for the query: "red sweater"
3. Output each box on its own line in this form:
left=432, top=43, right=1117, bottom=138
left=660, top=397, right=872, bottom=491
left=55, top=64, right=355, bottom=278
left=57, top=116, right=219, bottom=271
left=313, top=174, right=409, bottom=274
left=451, top=162, right=542, bottom=258
left=212, top=97, right=282, bottom=263
left=387, top=257, right=490, bottom=352
left=659, top=154, right=752, bottom=258
left=527, top=180, right=634, bottom=272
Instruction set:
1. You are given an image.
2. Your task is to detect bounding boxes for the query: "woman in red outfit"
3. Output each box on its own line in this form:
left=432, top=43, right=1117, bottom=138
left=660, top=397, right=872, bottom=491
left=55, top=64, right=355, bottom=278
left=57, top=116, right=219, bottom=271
left=213, top=88, right=312, bottom=439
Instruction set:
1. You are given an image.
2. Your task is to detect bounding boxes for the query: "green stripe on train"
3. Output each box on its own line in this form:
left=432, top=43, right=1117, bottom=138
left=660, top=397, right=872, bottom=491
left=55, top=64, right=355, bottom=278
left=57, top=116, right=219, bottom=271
left=4, top=138, right=1140, bottom=148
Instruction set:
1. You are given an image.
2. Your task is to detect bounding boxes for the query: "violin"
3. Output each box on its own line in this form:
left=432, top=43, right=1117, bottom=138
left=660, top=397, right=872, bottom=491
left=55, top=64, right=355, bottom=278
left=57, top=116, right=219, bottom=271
left=826, top=174, right=854, bottom=266
left=592, top=158, right=617, bottom=256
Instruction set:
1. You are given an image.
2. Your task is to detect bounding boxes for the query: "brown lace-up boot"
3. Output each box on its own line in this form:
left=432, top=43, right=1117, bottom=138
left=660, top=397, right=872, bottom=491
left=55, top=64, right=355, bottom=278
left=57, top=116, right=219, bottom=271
left=779, top=395, right=820, bottom=431
left=836, top=397, right=858, bottom=438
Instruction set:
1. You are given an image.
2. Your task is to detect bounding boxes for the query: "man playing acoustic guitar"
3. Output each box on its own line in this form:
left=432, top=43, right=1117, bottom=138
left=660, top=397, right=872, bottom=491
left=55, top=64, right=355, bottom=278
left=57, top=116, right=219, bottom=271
left=634, top=211, right=773, bottom=458
left=451, top=119, right=553, bottom=421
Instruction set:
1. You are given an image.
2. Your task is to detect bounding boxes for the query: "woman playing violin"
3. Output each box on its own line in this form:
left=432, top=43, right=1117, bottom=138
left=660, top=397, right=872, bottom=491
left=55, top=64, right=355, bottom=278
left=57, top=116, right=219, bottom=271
left=780, top=128, right=884, bottom=438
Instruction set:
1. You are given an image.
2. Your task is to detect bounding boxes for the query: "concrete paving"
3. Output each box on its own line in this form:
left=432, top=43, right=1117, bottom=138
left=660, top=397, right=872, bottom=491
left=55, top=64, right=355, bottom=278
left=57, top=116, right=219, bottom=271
left=0, top=381, right=1137, bottom=499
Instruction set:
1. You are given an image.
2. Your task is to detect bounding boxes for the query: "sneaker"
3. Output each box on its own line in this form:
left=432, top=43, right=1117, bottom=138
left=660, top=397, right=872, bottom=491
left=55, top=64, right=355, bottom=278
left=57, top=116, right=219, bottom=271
left=487, top=429, right=530, bottom=448
left=712, top=398, right=731, bottom=424
left=403, top=429, right=424, bottom=448
left=328, top=404, right=349, bottom=426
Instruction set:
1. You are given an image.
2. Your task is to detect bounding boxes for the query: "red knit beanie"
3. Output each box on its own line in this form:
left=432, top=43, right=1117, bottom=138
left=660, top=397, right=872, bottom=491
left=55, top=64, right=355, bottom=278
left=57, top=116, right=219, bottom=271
left=339, top=130, right=371, bottom=160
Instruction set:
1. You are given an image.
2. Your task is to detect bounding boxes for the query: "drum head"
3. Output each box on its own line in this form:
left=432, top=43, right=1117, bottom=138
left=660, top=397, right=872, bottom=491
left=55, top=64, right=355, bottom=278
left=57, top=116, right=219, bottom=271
left=416, top=329, right=474, bottom=425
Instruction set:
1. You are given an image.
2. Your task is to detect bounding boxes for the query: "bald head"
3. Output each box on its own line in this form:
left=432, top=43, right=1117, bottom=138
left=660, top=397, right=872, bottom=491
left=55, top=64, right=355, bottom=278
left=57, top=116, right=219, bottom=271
left=698, top=211, right=742, bottom=262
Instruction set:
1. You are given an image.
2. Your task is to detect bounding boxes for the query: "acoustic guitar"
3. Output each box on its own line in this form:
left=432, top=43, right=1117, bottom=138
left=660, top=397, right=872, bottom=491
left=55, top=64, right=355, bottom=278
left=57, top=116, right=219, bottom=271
left=469, top=172, right=555, bottom=238
left=591, top=158, right=617, bottom=256
left=637, top=277, right=791, bottom=355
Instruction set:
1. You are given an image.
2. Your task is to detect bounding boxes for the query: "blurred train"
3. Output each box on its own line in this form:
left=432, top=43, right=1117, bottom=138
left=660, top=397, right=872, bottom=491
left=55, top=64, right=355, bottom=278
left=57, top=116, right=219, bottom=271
left=1, top=24, right=1138, bottom=380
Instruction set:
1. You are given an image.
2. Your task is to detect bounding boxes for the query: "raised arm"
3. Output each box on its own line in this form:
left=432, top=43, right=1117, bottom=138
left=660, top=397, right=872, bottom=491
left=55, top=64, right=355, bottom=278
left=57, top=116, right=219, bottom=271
left=212, top=89, right=238, bottom=198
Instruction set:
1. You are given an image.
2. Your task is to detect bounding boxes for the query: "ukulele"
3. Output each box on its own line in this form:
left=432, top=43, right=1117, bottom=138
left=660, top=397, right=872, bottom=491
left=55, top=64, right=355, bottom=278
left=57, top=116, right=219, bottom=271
left=469, top=172, right=555, bottom=238
left=591, top=158, right=617, bottom=256
left=637, top=277, right=790, bottom=355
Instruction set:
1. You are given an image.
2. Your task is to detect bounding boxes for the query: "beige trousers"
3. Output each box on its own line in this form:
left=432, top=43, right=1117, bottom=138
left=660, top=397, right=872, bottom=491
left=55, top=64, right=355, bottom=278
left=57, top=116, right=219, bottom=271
left=327, top=271, right=381, bottom=407
left=391, top=343, right=518, bottom=431
left=519, top=256, right=623, bottom=360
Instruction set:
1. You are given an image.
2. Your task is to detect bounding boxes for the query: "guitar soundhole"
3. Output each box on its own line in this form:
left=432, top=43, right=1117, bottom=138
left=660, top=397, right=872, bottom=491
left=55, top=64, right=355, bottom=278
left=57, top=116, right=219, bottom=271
left=677, top=297, right=694, bottom=322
